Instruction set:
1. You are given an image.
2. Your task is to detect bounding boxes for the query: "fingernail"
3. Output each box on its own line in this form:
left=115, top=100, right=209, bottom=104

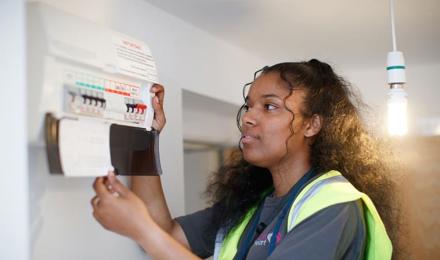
left=155, top=96, right=159, bottom=104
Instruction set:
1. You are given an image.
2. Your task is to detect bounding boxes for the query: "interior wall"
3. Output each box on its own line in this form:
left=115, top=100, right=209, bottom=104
left=0, top=0, right=29, bottom=259
left=28, top=0, right=264, bottom=259
left=182, top=90, right=241, bottom=146
left=392, top=136, right=440, bottom=259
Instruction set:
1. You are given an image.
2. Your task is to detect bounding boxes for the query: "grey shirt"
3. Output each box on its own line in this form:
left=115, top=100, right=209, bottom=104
left=176, top=198, right=366, bottom=259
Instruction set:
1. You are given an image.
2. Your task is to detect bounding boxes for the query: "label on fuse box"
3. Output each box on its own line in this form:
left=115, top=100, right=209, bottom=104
left=112, top=33, right=159, bottom=84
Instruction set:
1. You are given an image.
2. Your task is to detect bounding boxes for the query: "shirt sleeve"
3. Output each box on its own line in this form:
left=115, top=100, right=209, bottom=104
left=268, top=200, right=366, bottom=260
left=175, top=205, right=219, bottom=258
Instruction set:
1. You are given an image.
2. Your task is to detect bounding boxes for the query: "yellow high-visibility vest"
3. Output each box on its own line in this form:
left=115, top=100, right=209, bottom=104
left=214, top=170, right=392, bottom=260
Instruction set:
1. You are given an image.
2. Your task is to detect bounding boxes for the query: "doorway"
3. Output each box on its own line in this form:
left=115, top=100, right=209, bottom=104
left=182, top=90, right=240, bottom=213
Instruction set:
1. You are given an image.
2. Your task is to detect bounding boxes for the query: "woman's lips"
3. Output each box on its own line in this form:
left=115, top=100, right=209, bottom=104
left=241, top=134, right=259, bottom=144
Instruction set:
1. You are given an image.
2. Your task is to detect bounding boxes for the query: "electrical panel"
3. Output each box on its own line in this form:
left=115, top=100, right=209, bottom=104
left=62, top=68, right=151, bottom=126
left=28, top=3, right=161, bottom=176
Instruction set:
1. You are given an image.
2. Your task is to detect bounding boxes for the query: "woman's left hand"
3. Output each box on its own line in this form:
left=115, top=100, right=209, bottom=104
left=91, top=171, right=151, bottom=242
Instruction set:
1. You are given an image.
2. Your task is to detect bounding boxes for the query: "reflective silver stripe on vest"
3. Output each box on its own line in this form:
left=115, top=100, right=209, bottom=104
left=213, top=227, right=225, bottom=260
left=288, top=175, right=348, bottom=230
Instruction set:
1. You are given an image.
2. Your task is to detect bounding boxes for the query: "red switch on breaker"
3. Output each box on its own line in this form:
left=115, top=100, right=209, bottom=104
left=136, top=104, right=147, bottom=114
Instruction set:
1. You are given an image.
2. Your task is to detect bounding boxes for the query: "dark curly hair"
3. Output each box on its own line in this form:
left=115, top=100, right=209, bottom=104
left=205, top=59, right=402, bottom=256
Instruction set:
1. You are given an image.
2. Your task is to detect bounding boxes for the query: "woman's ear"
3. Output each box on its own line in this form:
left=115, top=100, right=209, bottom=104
left=304, top=114, right=322, bottom=138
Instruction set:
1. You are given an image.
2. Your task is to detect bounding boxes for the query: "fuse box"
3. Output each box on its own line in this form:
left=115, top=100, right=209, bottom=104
left=28, top=3, right=161, bottom=176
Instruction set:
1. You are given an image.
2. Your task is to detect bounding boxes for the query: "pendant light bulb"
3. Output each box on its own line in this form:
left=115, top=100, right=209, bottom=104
left=387, top=85, right=408, bottom=136
left=386, top=0, right=408, bottom=136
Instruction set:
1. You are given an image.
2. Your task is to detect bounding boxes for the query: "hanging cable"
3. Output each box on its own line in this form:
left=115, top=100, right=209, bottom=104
left=389, top=0, right=397, bottom=51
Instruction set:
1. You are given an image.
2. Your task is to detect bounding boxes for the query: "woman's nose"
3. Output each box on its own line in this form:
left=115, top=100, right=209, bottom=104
left=242, top=109, right=257, bottom=126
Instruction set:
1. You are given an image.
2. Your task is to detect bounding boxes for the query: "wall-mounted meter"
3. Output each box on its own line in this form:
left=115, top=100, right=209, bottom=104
left=28, top=3, right=161, bottom=177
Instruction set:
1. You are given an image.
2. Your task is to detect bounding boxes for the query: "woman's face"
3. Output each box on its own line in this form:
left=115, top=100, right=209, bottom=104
left=240, top=72, right=310, bottom=168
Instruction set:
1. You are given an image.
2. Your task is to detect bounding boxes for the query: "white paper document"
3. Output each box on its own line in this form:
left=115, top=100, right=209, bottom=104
left=58, top=118, right=113, bottom=177
left=112, top=33, right=159, bottom=83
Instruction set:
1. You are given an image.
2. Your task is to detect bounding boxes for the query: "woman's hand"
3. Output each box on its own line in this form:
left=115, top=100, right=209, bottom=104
left=150, top=84, right=166, bottom=133
left=91, top=172, right=152, bottom=242
left=92, top=172, right=200, bottom=259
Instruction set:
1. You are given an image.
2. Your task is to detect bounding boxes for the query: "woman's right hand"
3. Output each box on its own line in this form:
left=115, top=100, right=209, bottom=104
left=150, top=84, right=166, bottom=132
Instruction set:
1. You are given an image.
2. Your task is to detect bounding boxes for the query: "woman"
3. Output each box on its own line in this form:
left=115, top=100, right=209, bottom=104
left=91, top=59, right=397, bottom=259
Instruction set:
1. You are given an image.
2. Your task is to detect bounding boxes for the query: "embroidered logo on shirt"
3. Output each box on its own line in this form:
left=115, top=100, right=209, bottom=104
left=267, top=233, right=273, bottom=243
left=254, top=232, right=272, bottom=246
left=254, top=231, right=283, bottom=247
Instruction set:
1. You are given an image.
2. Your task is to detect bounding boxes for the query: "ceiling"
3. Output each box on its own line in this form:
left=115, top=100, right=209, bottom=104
left=144, top=0, right=440, bottom=68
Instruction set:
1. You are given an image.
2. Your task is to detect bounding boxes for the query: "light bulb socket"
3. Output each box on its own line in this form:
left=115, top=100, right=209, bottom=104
left=387, top=51, right=406, bottom=84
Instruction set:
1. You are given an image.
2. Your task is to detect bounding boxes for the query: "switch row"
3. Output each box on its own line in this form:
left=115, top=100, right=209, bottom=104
left=67, top=89, right=106, bottom=108
left=126, top=103, right=147, bottom=114
left=80, top=94, right=106, bottom=108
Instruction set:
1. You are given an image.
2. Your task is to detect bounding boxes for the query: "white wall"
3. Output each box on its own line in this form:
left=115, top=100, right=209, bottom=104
left=182, top=90, right=241, bottom=145
left=0, top=1, right=29, bottom=260
left=28, top=0, right=264, bottom=259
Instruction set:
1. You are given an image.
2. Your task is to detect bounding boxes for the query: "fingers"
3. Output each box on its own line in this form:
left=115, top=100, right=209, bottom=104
left=106, top=171, right=128, bottom=197
left=151, top=84, right=165, bottom=107
left=92, top=207, right=106, bottom=230
left=152, top=97, right=166, bottom=126
left=93, top=177, right=111, bottom=199
left=150, top=84, right=166, bottom=132
left=150, top=84, right=164, bottom=104
left=91, top=195, right=100, bottom=208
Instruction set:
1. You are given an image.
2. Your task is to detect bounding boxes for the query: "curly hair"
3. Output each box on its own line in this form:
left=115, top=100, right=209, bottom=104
left=205, top=59, right=402, bottom=256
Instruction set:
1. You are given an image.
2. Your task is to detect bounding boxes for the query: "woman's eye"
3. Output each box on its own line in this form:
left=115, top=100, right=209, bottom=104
left=243, top=104, right=249, bottom=112
left=264, top=104, right=277, bottom=110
